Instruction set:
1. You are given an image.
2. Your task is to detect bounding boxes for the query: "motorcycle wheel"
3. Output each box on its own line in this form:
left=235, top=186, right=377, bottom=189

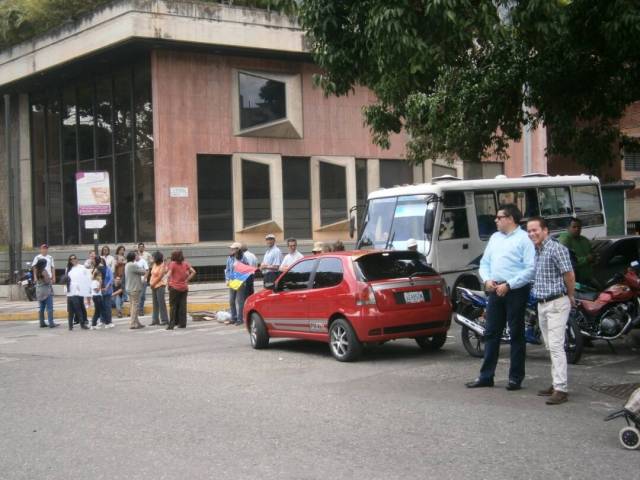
left=564, top=315, right=583, bottom=364
left=461, top=325, right=485, bottom=358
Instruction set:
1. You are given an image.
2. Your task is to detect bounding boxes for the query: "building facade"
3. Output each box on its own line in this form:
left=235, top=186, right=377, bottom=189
left=0, top=0, right=544, bottom=276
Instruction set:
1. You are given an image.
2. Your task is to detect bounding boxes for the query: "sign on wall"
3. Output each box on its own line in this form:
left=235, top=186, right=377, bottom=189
left=170, top=187, right=189, bottom=198
left=76, top=171, right=111, bottom=216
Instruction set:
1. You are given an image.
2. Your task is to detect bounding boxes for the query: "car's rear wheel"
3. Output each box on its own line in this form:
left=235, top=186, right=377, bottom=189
left=249, top=312, right=269, bottom=349
left=415, top=333, right=447, bottom=351
left=329, top=318, right=362, bottom=362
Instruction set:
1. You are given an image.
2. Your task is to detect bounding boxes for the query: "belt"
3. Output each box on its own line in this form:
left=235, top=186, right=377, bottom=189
left=537, top=293, right=565, bottom=304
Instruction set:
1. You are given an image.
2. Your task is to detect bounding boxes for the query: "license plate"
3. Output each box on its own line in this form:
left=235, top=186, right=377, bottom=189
left=403, top=291, right=424, bottom=303
left=20, top=280, right=29, bottom=286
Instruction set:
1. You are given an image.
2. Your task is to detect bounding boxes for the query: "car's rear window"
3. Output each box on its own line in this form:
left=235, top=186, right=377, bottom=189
left=354, top=251, right=438, bottom=281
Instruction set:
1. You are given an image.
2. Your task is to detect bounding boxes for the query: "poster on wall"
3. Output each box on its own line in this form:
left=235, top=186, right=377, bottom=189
left=76, top=171, right=111, bottom=216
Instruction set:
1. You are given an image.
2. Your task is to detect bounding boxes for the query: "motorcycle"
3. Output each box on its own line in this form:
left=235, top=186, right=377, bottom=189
left=454, top=287, right=583, bottom=364
left=573, top=260, right=640, bottom=346
left=15, top=261, right=36, bottom=301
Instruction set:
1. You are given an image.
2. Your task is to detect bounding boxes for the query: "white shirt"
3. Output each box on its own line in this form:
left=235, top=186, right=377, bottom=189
left=68, top=265, right=92, bottom=297
left=280, top=251, right=304, bottom=271
left=102, top=254, right=115, bottom=272
left=137, top=258, right=149, bottom=282
left=32, top=254, right=54, bottom=277
left=91, top=279, right=101, bottom=296
left=243, top=250, right=258, bottom=267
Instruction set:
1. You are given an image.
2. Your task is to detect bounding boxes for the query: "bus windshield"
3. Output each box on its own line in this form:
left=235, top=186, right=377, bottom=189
left=358, top=195, right=431, bottom=251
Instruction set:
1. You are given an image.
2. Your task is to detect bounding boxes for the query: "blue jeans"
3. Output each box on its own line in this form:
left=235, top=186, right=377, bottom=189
left=479, top=285, right=530, bottom=385
left=229, top=285, right=246, bottom=324
left=101, top=293, right=113, bottom=325
left=39, top=295, right=54, bottom=327
left=139, top=282, right=147, bottom=315
left=113, top=295, right=123, bottom=314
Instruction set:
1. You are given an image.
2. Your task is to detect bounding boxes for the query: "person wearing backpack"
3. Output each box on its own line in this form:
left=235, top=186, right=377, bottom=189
left=34, top=258, right=58, bottom=328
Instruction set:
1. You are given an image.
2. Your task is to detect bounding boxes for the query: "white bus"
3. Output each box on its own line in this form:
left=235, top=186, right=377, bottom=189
left=355, top=174, right=605, bottom=295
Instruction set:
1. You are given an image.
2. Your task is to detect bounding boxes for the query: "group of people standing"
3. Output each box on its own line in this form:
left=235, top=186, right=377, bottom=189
left=33, top=243, right=196, bottom=332
left=466, top=204, right=585, bottom=406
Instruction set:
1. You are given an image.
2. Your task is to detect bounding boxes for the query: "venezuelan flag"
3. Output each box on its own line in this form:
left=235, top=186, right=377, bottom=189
left=228, top=261, right=256, bottom=291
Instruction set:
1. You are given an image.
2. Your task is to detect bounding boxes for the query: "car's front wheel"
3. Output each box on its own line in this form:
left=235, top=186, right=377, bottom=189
left=329, top=318, right=363, bottom=362
left=415, top=333, right=447, bottom=351
left=249, top=312, right=269, bottom=349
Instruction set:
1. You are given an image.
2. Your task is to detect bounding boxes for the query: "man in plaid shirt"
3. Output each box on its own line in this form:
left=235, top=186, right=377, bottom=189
left=527, top=216, right=576, bottom=405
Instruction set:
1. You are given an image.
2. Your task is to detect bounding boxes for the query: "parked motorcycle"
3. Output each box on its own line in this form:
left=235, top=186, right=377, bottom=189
left=573, top=260, right=640, bottom=346
left=454, top=287, right=583, bottom=364
left=15, top=261, right=36, bottom=301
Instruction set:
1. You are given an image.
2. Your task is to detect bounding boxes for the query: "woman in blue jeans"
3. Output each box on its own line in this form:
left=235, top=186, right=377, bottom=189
left=34, top=258, right=58, bottom=328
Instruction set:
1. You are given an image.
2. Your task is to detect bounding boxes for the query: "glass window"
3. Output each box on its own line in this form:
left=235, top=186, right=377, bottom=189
left=47, top=165, right=63, bottom=245
left=539, top=187, right=572, bottom=216
left=96, top=77, right=113, bottom=157
left=313, top=258, right=344, bottom=289
left=134, top=63, right=153, bottom=150
left=439, top=208, right=469, bottom=240
left=355, top=251, right=436, bottom=281
left=115, top=153, right=134, bottom=242
left=283, top=157, right=311, bottom=239
left=475, top=192, right=497, bottom=239
left=380, top=159, right=413, bottom=188
left=135, top=148, right=155, bottom=241
left=47, top=97, right=60, bottom=167
left=77, top=82, right=94, bottom=161
left=497, top=189, right=539, bottom=218
left=433, top=163, right=457, bottom=178
left=279, top=259, right=315, bottom=291
left=198, top=155, right=233, bottom=241
left=113, top=69, right=132, bottom=154
left=388, top=195, right=429, bottom=246
left=359, top=197, right=397, bottom=249
left=62, top=87, right=77, bottom=164
left=30, top=101, right=47, bottom=244
left=242, top=159, right=271, bottom=226
left=62, top=163, right=79, bottom=244
left=573, top=185, right=601, bottom=213
left=443, top=191, right=465, bottom=208
left=96, top=156, right=115, bottom=243
left=356, top=159, right=368, bottom=228
left=238, top=72, right=286, bottom=130
left=319, top=161, right=347, bottom=225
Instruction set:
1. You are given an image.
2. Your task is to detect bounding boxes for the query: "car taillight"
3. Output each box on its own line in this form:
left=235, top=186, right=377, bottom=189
left=440, top=279, right=450, bottom=298
left=356, top=284, right=377, bottom=306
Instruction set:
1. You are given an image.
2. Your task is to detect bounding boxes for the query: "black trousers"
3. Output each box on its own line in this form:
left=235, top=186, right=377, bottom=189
left=68, top=296, right=88, bottom=329
left=168, top=288, right=188, bottom=328
left=479, top=285, right=530, bottom=385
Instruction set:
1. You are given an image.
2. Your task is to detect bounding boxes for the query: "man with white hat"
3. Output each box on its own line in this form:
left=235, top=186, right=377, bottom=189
left=261, top=234, right=282, bottom=285
left=312, top=241, right=324, bottom=255
left=406, top=238, right=418, bottom=252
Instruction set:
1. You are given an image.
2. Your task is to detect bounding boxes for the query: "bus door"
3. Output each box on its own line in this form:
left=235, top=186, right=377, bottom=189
left=434, top=191, right=477, bottom=274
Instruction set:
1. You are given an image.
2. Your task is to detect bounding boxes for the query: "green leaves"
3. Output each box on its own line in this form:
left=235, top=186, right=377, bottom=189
left=296, top=0, right=640, bottom=173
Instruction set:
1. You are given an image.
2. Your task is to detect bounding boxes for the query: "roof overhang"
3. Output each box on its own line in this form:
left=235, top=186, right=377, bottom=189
left=0, top=0, right=309, bottom=92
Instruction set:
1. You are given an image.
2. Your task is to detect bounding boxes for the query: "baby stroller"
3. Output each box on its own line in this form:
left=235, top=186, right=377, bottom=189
left=604, top=387, right=640, bottom=450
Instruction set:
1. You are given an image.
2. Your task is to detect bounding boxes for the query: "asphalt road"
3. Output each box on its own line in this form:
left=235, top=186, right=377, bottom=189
left=1, top=315, right=639, bottom=480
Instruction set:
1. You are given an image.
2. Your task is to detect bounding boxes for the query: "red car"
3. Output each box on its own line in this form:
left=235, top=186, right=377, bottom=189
left=243, top=250, right=452, bottom=361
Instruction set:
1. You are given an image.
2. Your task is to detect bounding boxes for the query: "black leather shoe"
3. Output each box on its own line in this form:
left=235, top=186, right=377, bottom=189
left=506, top=382, right=522, bottom=391
left=465, top=378, right=494, bottom=388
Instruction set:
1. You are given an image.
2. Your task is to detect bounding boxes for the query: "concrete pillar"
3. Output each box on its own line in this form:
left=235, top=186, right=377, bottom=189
left=19, top=94, right=32, bottom=248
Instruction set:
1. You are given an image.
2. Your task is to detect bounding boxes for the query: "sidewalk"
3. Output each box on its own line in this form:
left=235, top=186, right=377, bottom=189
left=0, top=281, right=243, bottom=321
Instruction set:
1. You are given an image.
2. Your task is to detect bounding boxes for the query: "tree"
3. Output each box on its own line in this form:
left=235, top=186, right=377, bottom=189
left=282, top=0, right=640, bottom=172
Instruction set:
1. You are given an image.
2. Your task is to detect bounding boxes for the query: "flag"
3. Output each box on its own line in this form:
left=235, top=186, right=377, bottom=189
left=228, top=260, right=256, bottom=290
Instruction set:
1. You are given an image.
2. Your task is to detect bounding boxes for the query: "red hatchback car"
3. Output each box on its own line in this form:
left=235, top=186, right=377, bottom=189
left=243, top=250, right=452, bottom=361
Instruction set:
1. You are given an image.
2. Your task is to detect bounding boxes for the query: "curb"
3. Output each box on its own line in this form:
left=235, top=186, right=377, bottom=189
left=0, top=302, right=229, bottom=322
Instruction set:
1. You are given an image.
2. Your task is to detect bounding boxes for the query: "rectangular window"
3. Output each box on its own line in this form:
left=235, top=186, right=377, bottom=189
left=238, top=72, right=286, bottom=130
left=573, top=185, right=601, bottom=213
left=134, top=62, right=153, bottom=150
left=115, top=153, right=135, bottom=242
left=432, top=163, right=457, bottom=178
left=96, top=156, right=115, bottom=243
left=380, top=159, right=412, bottom=188
left=96, top=77, right=113, bottom=157
left=76, top=82, right=94, bottom=161
left=313, top=258, right=344, bottom=289
left=283, top=157, right=311, bottom=239
left=320, top=161, right=347, bottom=225
left=242, top=159, right=271, bottom=227
left=623, top=148, right=640, bottom=171
left=30, top=101, right=47, bottom=244
left=62, top=87, right=77, bottom=164
left=356, top=158, right=368, bottom=228
left=439, top=208, right=469, bottom=240
left=113, top=69, right=132, bottom=154
left=135, top=148, right=156, bottom=241
left=355, top=251, right=436, bottom=282
left=62, top=163, right=79, bottom=244
left=47, top=97, right=61, bottom=167
left=47, top=165, right=63, bottom=245
left=198, top=155, right=233, bottom=241
left=539, top=187, right=572, bottom=216
left=475, top=192, right=497, bottom=239
left=497, top=189, right=539, bottom=219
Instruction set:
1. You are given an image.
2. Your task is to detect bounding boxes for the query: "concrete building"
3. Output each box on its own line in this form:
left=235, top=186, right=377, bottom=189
left=0, top=0, right=544, bottom=278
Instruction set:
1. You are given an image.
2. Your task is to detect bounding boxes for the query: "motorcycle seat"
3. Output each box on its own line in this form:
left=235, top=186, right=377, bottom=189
left=575, top=291, right=599, bottom=301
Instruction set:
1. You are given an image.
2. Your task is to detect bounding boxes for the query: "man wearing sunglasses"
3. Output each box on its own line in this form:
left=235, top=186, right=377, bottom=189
left=466, top=203, right=535, bottom=391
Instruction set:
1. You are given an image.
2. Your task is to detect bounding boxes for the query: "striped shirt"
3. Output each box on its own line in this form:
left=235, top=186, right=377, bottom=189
left=532, top=237, right=573, bottom=300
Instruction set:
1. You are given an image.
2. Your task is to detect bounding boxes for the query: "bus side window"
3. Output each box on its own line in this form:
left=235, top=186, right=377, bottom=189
left=439, top=208, right=469, bottom=240
left=498, top=189, right=539, bottom=218
left=475, top=192, right=497, bottom=239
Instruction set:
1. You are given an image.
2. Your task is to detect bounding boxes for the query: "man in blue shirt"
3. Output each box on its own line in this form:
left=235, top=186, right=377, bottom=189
left=466, top=204, right=535, bottom=390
